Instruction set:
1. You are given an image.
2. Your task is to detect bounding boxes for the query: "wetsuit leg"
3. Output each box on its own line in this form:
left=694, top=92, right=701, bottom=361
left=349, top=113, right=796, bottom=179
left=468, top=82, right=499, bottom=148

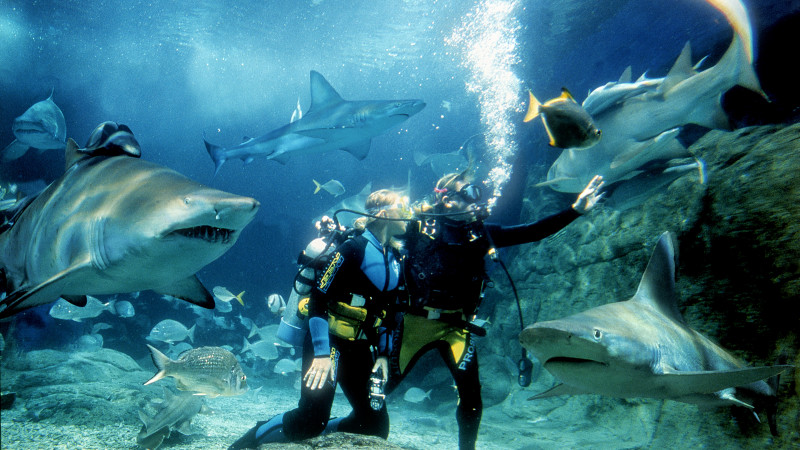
left=438, top=335, right=482, bottom=450
left=334, top=339, right=390, bottom=439
left=281, top=334, right=337, bottom=441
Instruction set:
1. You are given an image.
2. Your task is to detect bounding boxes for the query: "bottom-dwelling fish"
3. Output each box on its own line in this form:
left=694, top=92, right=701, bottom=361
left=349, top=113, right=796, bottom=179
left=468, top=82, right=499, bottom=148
left=144, top=345, right=248, bottom=397
left=137, top=387, right=211, bottom=450
left=524, top=88, right=602, bottom=150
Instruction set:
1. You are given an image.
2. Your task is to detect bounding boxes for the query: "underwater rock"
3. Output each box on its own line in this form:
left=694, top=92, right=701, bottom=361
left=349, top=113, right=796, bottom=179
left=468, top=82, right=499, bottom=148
left=0, top=391, right=16, bottom=409
left=0, top=347, right=154, bottom=426
left=256, top=432, right=411, bottom=449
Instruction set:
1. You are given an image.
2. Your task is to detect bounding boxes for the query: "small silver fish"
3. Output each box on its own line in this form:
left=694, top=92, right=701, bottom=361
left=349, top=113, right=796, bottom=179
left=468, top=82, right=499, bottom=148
left=403, top=387, right=432, bottom=403
left=273, top=358, right=300, bottom=375
left=147, top=319, right=195, bottom=344
left=313, top=179, right=346, bottom=197
left=114, top=300, right=135, bottom=318
left=212, top=286, right=245, bottom=305
left=49, top=296, right=115, bottom=322
left=241, top=337, right=278, bottom=361
left=144, top=344, right=248, bottom=398
left=524, top=88, right=601, bottom=150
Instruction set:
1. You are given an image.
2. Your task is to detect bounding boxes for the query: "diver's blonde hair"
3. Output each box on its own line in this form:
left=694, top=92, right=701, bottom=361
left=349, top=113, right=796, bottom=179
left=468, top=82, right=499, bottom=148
left=362, top=188, right=405, bottom=249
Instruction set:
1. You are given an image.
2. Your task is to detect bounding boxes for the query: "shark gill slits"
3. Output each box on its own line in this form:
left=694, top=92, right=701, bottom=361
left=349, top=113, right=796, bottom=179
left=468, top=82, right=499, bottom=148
left=174, top=225, right=234, bottom=243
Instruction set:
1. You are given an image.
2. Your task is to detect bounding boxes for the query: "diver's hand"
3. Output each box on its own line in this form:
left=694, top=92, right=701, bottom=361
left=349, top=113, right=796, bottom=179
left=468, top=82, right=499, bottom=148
left=304, top=356, right=333, bottom=390
left=372, top=356, right=389, bottom=382
left=572, top=175, right=605, bottom=214
left=315, top=215, right=344, bottom=239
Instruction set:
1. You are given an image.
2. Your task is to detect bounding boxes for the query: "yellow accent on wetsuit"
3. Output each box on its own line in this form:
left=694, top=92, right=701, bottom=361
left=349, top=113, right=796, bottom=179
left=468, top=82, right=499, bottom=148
left=398, top=314, right=468, bottom=373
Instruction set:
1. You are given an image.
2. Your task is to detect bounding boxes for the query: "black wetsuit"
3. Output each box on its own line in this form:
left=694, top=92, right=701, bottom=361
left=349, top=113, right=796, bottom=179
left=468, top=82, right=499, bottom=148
left=387, top=208, right=580, bottom=450
left=280, top=229, right=402, bottom=441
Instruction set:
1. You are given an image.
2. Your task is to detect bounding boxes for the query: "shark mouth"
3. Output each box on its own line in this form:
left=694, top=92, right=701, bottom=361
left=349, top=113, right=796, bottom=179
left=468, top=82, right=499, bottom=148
left=172, top=225, right=236, bottom=244
left=546, top=357, right=608, bottom=367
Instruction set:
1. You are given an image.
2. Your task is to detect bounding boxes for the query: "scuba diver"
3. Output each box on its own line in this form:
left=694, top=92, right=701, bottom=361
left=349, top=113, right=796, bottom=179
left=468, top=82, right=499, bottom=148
left=229, top=189, right=410, bottom=449
left=386, top=171, right=604, bottom=450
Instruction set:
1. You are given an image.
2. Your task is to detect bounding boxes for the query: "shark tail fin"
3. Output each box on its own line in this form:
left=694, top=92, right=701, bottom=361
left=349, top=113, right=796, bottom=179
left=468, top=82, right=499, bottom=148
left=524, top=90, right=542, bottom=123
left=144, top=344, right=171, bottom=386
left=203, top=135, right=227, bottom=176
left=313, top=179, right=322, bottom=194
left=235, top=291, right=245, bottom=306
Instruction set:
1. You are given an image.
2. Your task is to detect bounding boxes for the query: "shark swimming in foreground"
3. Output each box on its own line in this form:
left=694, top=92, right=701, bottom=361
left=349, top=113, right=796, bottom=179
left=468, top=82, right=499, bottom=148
left=204, top=70, right=426, bottom=175
left=519, top=232, right=790, bottom=420
left=1, top=90, right=67, bottom=162
left=137, top=387, right=211, bottom=450
left=538, top=0, right=763, bottom=193
left=0, top=122, right=260, bottom=319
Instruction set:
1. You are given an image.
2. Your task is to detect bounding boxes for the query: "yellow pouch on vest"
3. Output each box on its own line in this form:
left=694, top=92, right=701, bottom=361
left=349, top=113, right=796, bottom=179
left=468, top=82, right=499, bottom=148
left=328, top=302, right=369, bottom=340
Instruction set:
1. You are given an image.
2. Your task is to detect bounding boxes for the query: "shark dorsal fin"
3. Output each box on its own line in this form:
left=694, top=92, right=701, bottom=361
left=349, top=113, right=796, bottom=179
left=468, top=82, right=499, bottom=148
left=308, top=71, right=344, bottom=113
left=633, top=232, right=684, bottom=324
left=618, top=66, right=632, bottom=84
left=662, top=42, right=694, bottom=94
left=65, top=138, right=85, bottom=169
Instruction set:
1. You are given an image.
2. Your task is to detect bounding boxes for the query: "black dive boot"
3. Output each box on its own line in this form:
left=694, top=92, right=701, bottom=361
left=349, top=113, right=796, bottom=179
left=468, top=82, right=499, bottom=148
left=228, top=413, right=287, bottom=449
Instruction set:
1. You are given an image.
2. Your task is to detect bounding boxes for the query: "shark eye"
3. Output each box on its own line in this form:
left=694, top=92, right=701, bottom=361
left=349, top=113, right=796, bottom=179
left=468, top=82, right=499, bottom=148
left=593, top=329, right=602, bottom=340
left=184, top=197, right=191, bottom=205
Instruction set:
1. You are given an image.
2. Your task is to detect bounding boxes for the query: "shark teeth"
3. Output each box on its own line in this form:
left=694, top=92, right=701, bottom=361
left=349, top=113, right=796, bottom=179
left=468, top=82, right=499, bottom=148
left=173, top=225, right=235, bottom=244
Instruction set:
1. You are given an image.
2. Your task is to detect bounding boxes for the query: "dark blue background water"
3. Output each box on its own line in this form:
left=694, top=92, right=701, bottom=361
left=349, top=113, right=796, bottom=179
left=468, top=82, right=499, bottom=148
left=1, top=0, right=798, bottom=351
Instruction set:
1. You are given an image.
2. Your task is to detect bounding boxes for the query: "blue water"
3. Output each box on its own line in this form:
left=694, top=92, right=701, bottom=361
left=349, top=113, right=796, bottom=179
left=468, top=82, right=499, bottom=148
left=0, top=0, right=797, bottom=349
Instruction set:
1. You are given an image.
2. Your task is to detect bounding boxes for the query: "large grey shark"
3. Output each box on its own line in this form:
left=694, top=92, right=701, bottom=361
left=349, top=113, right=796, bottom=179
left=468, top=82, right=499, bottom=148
left=204, top=71, right=426, bottom=175
left=519, top=232, right=790, bottom=412
left=0, top=123, right=259, bottom=319
left=539, top=0, right=763, bottom=193
left=1, top=90, right=67, bottom=161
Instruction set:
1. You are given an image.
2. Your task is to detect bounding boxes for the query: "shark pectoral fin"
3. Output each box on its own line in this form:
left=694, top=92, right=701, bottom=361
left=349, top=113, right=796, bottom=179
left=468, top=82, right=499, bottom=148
left=658, top=366, right=792, bottom=397
left=342, top=140, right=371, bottom=160
left=153, top=275, right=215, bottom=309
left=1, top=140, right=31, bottom=161
left=61, top=295, right=88, bottom=307
left=528, top=383, right=592, bottom=400
left=175, top=419, right=194, bottom=435
left=0, top=263, right=92, bottom=319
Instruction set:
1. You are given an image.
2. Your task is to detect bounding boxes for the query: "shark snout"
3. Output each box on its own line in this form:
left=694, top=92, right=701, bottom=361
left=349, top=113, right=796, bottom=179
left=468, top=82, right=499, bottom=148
left=211, top=196, right=260, bottom=228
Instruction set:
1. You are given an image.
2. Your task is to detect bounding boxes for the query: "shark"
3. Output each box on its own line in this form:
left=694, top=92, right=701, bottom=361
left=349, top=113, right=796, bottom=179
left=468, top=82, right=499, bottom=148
left=204, top=70, right=426, bottom=175
left=0, top=122, right=260, bottom=319
left=519, top=232, right=791, bottom=416
left=137, top=387, right=211, bottom=450
left=2, top=90, right=67, bottom=161
left=538, top=0, right=763, bottom=193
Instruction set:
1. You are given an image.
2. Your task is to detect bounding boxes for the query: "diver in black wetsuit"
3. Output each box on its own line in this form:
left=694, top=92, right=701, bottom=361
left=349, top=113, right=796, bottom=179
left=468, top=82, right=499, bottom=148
left=229, top=189, right=410, bottom=449
left=386, top=171, right=604, bottom=450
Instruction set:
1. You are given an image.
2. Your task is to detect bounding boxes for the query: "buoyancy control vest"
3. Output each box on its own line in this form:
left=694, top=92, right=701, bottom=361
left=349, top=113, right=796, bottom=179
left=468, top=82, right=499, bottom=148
left=402, top=217, right=491, bottom=316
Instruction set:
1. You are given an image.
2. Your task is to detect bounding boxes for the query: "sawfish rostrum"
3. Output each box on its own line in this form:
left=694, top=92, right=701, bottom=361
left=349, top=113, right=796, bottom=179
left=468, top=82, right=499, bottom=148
left=520, top=232, right=790, bottom=412
left=0, top=123, right=260, bottom=318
